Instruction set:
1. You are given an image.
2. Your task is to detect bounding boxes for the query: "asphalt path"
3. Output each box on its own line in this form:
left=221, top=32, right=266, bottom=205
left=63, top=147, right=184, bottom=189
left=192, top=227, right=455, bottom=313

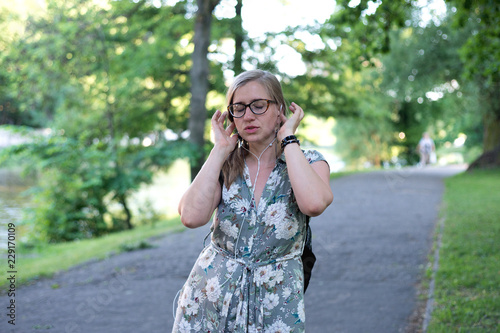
left=0, top=165, right=466, bottom=333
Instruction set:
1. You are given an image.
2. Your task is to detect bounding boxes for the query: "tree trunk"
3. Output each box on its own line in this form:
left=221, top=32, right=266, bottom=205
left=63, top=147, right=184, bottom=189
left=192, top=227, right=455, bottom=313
left=371, top=133, right=382, bottom=167
left=188, top=0, right=220, bottom=181
left=118, top=194, right=134, bottom=230
left=468, top=85, right=500, bottom=170
left=483, top=113, right=500, bottom=151
left=233, top=0, right=243, bottom=75
left=468, top=113, right=500, bottom=170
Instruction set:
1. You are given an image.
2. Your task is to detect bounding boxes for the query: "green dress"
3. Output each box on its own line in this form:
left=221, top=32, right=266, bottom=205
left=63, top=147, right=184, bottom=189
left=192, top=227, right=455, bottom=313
left=173, top=150, right=327, bottom=333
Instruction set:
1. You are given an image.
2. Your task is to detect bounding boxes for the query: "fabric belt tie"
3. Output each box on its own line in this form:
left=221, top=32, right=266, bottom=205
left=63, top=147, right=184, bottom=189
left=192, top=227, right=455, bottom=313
left=210, top=242, right=300, bottom=332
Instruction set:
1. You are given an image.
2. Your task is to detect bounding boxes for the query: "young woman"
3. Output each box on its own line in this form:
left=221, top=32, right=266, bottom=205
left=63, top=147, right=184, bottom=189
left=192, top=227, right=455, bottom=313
left=173, top=69, right=333, bottom=332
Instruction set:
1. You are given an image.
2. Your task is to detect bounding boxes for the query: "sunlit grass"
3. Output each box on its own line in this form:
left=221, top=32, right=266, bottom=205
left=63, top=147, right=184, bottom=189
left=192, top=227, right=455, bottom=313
left=428, top=169, right=500, bottom=331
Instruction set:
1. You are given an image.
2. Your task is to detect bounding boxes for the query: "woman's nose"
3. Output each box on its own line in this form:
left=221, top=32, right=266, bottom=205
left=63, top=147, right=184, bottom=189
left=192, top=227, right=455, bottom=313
left=242, top=105, right=255, bottom=120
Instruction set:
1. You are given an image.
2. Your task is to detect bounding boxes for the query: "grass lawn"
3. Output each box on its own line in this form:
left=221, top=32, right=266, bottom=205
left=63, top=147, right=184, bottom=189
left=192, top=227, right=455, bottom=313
left=428, top=169, right=500, bottom=332
left=1, top=217, right=184, bottom=289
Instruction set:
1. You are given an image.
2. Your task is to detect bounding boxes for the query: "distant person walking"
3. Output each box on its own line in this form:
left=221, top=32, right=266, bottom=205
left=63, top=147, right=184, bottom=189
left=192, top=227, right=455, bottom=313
left=417, top=132, right=435, bottom=166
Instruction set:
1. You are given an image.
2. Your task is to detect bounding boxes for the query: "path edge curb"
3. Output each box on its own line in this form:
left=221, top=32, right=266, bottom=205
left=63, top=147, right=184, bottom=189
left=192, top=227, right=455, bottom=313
left=422, top=216, right=446, bottom=331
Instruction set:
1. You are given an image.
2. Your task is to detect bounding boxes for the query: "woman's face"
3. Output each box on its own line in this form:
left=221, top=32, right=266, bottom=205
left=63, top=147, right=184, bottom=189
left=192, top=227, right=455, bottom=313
left=231, top=81, right=280, bottom=145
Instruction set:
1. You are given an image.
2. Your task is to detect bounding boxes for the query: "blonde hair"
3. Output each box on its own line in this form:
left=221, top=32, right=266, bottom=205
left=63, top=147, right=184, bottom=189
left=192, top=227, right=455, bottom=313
left=221, top=70, right=288, bottom=188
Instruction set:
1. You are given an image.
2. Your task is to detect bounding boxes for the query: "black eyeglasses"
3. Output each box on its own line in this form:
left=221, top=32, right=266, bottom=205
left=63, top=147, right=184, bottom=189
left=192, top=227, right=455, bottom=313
left=227, top=99, right=276, bottom=118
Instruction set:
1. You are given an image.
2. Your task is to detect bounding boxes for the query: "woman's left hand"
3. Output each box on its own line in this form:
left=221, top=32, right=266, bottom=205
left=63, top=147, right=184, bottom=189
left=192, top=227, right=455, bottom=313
left=278, top=102, right=304, bottom=142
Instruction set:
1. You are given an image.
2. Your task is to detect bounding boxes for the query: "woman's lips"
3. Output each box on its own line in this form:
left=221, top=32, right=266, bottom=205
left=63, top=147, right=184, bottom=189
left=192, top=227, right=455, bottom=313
left=244, top=126, right=259, bottom=133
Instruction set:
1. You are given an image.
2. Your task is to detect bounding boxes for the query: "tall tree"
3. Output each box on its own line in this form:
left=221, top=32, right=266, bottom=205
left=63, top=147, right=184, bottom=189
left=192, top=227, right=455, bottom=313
left=446, top=0, right=500, bottom=169
left=330, top=0, right=499, bottom=168
left=188, top=0, right=220, bottom=180
left=1, top=0, right=196, bottom=242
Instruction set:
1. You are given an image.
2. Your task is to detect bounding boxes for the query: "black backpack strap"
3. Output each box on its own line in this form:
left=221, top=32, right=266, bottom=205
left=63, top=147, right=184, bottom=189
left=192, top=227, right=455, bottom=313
left=301, top=215, right=316, bottom=293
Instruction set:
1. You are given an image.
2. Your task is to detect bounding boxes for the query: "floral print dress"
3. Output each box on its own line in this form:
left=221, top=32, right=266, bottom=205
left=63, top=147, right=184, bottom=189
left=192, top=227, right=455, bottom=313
left=173, top=150, right=327, bottom=333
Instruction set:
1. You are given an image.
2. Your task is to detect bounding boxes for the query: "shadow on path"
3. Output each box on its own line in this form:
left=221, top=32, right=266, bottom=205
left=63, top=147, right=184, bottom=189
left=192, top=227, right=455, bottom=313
left=0, top=165, right=465, bottom=333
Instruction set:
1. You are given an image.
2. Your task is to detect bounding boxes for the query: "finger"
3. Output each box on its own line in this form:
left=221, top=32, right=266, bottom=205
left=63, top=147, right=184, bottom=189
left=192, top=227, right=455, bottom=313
left=212, top=109, right=221, bottom=121
left=219, top=111, right=228, bottom=124
left=212, top=111, right=222, bottom=130
left=290, top=103, right=303, bottom=117
left=225, top=121, right=235, bottom=135
left=292, top=102, right=301, bottom=111
left=294, top=104, right=304, bottom=119
left=213, top=111, right=227, bottom=133
left=292, top=102, right=303, bottom=115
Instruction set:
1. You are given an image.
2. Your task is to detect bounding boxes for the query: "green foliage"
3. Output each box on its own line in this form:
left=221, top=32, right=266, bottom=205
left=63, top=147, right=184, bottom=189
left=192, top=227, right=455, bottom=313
left=379, top=22, right=484, bottom=162
left=333, top=69, right=395, bottom=167
left=0, top=0, right=201, bottom=242
left=268, top=3, right=419, bottom=167
left=429, top=170, right=500, bottom=331
left=284, top=1, right=486, bottom=167
left=2, top=0, right=196, bottom=130
left=447, top=0, right=500, bottom=89
left=331, top=0, right=499, bottom=158
left=0, top=130, right=194, bottom=242
left=447, top=0, right=500, bottom=157
left=331, top=0, right=413, bottom=65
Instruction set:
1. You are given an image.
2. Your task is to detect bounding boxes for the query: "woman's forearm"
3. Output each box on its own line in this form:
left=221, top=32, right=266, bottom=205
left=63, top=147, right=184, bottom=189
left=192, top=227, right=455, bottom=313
left=284, top=143, right=333, bottom=216
left=178, top=147, right=227, bottom=228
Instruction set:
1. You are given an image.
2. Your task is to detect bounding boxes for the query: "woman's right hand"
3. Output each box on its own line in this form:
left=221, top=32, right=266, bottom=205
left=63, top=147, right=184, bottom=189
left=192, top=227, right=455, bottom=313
left=211, top=110, right=238, bottom=156
left=179, top=110, right=234, bottom=228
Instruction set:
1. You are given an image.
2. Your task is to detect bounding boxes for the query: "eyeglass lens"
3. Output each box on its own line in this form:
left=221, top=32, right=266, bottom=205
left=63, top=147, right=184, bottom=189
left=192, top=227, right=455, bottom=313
left=229, top=99, right=271, bottom=118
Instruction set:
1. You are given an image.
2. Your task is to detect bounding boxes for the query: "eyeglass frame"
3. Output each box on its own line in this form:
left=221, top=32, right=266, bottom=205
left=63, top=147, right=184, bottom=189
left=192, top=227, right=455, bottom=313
left=227, top=99, right=277, bottom=118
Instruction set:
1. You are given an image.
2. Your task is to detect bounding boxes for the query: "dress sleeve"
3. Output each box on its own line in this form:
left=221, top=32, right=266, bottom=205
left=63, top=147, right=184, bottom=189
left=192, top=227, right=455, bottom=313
left=303, top=149, right=329, bottom=166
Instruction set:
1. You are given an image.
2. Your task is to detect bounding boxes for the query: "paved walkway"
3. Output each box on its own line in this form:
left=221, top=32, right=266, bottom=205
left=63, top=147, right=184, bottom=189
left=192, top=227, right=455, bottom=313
left=0, top=165, right=466, bottom=333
